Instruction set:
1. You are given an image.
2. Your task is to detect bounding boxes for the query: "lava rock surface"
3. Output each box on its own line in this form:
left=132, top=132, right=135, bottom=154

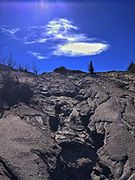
left=0, top=68, right=135, bottom=180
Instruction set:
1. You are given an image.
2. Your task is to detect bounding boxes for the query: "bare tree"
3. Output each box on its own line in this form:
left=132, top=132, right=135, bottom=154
left=31, top=60, right=39, bottom=75
left=0, top=51, right=16, bottom=68
left=6, top=53, right=16, bottom=68
left=0, top=50, right=6, bottom=64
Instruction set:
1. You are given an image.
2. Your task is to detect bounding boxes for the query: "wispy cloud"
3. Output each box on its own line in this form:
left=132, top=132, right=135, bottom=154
left=46, top=18, right=78, bottom=40
left=22, top=18, right=96, bottom=44
left=24, top=18, right=79, bottom=44
left=0, top=27, right=20, bottom=38
left=24, top=38, right=47, bottom=44
left=0, top=18, right=110, bottom=58
left=28, top=51, right=48, bottom=60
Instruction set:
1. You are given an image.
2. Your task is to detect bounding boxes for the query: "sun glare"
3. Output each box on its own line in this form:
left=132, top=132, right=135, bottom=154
left=39, top=0, right=46, bottom=10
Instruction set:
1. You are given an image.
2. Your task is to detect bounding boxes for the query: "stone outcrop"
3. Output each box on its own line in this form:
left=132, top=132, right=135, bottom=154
left=0, top=67, right=135, bottom=179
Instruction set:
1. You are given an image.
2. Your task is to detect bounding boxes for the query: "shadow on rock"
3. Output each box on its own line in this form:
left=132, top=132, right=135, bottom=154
left=0, top=72, right=33, bottom=110
left=50, top=142, right=97, bottom=180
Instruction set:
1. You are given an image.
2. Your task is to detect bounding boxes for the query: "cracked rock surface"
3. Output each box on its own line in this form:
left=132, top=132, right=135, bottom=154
left=0, top=68, right=135, bottom=180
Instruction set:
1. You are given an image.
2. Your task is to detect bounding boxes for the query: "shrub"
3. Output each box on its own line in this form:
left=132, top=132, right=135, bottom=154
left=18, top=64, right=30, bottom=72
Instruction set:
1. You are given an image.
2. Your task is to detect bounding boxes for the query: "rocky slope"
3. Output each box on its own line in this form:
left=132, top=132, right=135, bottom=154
left=0, top=66, right=135, bottom=180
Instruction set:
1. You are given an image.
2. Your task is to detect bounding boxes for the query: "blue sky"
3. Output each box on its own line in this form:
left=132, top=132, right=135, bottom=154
left=0, top=0, right=135, bottom=73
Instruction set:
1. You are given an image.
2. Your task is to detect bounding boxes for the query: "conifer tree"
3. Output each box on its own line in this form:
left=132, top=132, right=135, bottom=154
left=127, top=62, right=134, bottom=71
left=88, top=61, right=94, bottom=74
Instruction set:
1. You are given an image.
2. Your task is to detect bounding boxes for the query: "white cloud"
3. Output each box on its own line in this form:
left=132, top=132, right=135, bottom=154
left=45, top=19, right=108, bottom=48
left=46, top=18, right=110, bottom=56
left=28, top=51, right=48, bottom=60
left=54, top=42, right=109, bottom=57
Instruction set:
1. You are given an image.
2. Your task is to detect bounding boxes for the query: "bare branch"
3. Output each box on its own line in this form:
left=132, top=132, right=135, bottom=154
left=18, top=63, right=30, bottom=72
left=6, top=53, right=16, bottom=68
left=31, top=60, right=39, bottom=75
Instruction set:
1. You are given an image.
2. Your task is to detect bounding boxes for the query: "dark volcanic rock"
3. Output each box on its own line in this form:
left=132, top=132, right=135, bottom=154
left=0, top=69, right=135, bottom=179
